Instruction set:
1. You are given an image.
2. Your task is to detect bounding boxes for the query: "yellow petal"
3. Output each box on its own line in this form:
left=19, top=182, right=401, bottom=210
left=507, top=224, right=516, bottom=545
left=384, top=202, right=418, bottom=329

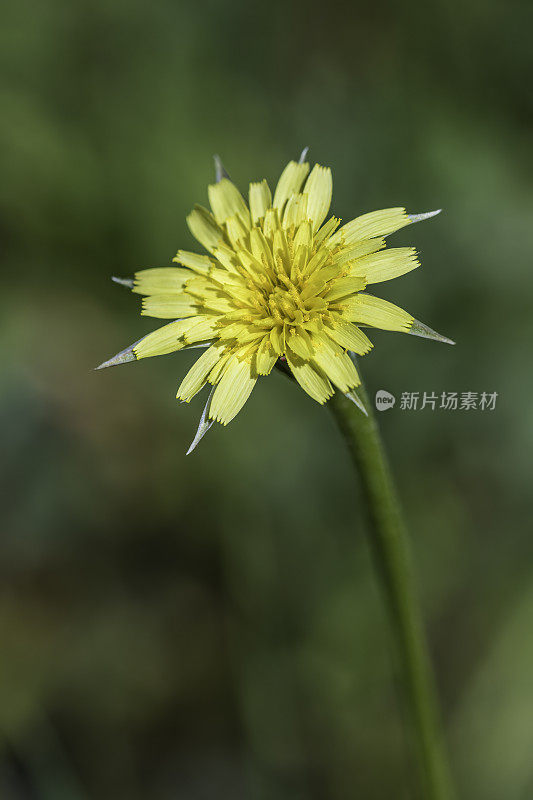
left=207, top=349, right=232, bottom=384
left=294, top=220, right=313, bottom=250
left=263, top=207, right=282, bottom=241
left=314, top=216, right=340, bottom=246
left=272, top=228, right=291, bottom=275
left=133, top=267, right=193, bottom=295
left=314, top=262, right=343, bottom=283
left=97, top=317, right=209, bottom=369
left=209, top=354, right=257, bottom=425
left=249, top=227, right=275, bottom=271
left=134, top=319, right=194, bottom=359
left=217, top=321, right=249, bottom=341
left=141, top=294, right=197, bottom=319
left=237, top=328, right=265, bottom=345
left=249, top=180, right=272, bottom=224
left=186, top=206, right=225, bottom=253
left=304, top=165, right=333, bottom=231
left=182, top=315, right=219, bottom=344
left=285, top=351, right=333, bottom=404
left=348, top=247, right=419, bottom=284
left=208, top=178, right=250, bottom=226
left=200, top=295, right=234, bottom=314
left=177, top=345, right=224, bottom=402
left=290, top=243, right=309, bottom=282
left=323, top=318, right=373, bottom=354
left=226, top=214, right=250, bottom=249
left=181, top=276, right=212, bottom=297
left=311, top=335, right=360, bottom=392
left=173, top=250, right=214, bottom=274
left=287, top=330, right=314, bottom=360
left=272, top=161, right=309, bottom=211
left=322, top=276, right=366, bottom=302
left=335, top=238, right=386, bottom=267
left=209, top=267, right=246, bottom=287
left=283, top=193, right=308, bottom=229
left=300, top=275, right=327, bottom=302
left=332, top=208, right=409, bottom=245
left=255, top=336, right=277, bottom=375
left=269, top=325, right=284, bottom=356
left=211, top=243, right=241, bottom=274
left=340, top=293, right=413, bottom=331
left=302, top=247, right=330, bottom=277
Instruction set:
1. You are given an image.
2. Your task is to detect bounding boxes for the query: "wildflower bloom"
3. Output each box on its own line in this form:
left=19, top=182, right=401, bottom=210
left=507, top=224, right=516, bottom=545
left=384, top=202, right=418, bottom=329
left=98, top=151, right=453, bottom=452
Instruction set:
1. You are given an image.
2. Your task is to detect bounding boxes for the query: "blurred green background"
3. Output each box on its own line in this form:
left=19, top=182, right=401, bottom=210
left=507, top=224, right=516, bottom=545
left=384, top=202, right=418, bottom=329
left=1, top=0, right=532, bottom=797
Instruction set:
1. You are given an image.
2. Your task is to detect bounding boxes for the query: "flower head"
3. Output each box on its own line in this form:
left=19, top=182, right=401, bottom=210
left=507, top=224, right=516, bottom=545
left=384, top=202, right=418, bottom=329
left=98, top=151, right=453, bottom=452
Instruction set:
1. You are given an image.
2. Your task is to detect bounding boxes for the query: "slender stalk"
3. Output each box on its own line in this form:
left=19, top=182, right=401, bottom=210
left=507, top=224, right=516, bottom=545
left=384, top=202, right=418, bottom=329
left=329, top=384, right=454, bottom=800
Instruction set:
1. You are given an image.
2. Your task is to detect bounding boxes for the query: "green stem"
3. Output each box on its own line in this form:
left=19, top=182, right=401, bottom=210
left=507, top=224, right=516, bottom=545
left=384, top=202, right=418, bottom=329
left=329, top=384, right=454, bottom=800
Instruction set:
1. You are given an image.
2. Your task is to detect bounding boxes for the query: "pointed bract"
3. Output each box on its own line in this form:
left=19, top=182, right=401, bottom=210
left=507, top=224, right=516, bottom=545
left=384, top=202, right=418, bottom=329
left=408, top=318, right=455, bottom=345
left=344, top=387, right=368, bottom=416
left=187, top=386, right=216, bottom=454
left=408, top=209, right=441, bottom=224
left=213, top=154, right=230, bottom=183
left=95, top=346, right=137, bottom=370
left=112, top=276, right=134, bottom=288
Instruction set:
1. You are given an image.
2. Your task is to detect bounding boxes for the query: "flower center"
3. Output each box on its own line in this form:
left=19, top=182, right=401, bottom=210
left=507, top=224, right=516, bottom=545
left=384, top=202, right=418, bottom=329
left=266, top=283, right=304, bottom=320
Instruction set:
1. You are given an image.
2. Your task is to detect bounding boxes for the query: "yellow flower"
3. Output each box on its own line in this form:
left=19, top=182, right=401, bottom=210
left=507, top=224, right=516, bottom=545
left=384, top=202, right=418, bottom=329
left=98, top=151, right=453, bottom=452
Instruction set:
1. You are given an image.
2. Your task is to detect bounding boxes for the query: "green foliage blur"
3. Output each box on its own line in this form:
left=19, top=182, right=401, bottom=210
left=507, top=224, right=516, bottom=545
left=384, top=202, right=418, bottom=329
left=1, top=0, right=532, bottom=797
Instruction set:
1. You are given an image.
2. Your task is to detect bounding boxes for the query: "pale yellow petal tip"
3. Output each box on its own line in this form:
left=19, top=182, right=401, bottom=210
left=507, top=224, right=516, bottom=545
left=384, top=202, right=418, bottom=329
left=409, top=318, right=455, bottom=345
left=95, top=348, right=137, bottom=370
